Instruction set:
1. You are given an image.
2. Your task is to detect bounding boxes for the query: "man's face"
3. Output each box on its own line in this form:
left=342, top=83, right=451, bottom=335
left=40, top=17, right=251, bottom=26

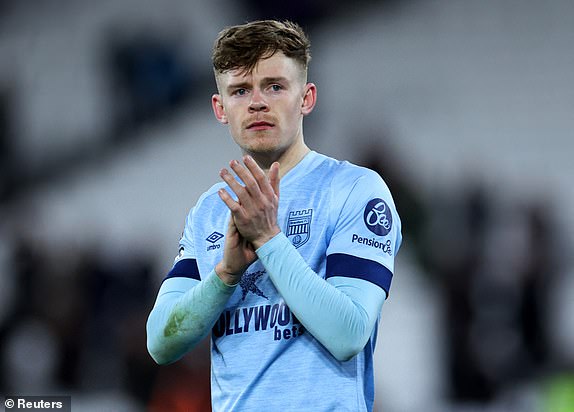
left=212, top=52, right=316, bottom=157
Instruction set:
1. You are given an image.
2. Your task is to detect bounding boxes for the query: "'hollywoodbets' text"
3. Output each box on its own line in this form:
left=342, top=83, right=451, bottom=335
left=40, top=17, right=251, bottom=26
left=212, top=302, right=305, bottom=341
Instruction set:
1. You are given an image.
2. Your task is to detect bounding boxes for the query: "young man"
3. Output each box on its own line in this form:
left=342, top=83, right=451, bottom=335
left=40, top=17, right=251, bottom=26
left=147, top=20, right=402, bottom=411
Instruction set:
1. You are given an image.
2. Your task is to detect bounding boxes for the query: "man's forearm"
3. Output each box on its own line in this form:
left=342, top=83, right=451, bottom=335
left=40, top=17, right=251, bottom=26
left=256, top=233, right=386, bottom=362
left=146, top=270, right=236, bottom=364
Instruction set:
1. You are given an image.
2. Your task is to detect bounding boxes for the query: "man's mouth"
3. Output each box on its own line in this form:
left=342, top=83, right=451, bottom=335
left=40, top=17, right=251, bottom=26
left=247, top=121, right=274, bottom=130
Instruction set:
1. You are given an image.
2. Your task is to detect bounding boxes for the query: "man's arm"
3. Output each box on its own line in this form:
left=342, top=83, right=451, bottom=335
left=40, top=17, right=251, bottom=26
left=257, top=232, right=387, bottom=361
left=146, top=270, right=236, bottom=365
left=147, top=213, right=258, bottom=365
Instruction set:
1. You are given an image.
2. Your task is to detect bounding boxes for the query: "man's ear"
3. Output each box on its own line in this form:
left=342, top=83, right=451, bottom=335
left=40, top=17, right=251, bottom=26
left=301, top=83, right=317, bottom=116
left=212, top=94, right=228, bottom=124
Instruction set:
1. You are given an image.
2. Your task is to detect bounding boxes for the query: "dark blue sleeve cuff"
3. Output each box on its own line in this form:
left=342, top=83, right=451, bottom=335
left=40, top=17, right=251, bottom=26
left=326, top=253, right=393, bottom=296
left=164, top=259, right=201, bottom=282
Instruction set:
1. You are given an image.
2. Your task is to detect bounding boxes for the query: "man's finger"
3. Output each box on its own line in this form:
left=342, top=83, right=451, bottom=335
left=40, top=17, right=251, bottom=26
left=269, top=161, right=280, bottom=197
left=230, top=159, right=262, bottom=197
left=218, top=188, right=242, bottom=214
left=219, top=168, right=248, bottom=201
left=243, top=155, right=274, bottom=197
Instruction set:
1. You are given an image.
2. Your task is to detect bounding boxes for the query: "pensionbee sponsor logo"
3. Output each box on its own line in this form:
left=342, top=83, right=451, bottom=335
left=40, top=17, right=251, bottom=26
left=352, top=234, right=393, bottom=256
left=364, top=198, right=392, bottom=236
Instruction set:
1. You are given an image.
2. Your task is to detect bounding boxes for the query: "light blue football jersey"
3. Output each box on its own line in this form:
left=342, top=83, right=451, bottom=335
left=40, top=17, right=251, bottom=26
left=167, top=151, right=402, bottom=411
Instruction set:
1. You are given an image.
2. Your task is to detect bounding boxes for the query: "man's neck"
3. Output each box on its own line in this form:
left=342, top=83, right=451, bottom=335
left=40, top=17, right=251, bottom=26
left=247, top=141, right=311, bottom=178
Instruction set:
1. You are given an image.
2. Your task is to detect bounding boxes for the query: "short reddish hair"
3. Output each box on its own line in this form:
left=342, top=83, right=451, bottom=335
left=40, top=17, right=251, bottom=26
left=212, top=20, right=311, bottom=76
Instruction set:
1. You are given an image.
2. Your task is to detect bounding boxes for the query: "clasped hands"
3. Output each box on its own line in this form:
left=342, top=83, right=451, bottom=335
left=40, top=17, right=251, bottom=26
left=214, top=155, right=281, bottom=285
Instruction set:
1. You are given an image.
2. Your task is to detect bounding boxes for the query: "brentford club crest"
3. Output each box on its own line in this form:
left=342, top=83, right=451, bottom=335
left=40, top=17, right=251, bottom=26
left=286, top=209, right=313, bottom=248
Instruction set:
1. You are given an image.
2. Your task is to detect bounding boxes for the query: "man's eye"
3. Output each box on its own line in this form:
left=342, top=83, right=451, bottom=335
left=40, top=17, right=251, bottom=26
left=271, top=84, right=282, bottom=92
left=234, top=88, right=247, bottom=96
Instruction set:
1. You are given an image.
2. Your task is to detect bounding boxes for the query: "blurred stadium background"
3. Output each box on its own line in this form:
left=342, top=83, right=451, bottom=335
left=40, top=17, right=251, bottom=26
left=1, top=0, right=573, bottom=411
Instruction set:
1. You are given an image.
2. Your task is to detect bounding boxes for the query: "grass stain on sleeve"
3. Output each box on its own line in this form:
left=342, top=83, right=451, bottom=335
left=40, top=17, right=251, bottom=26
left=164, top=306, right=187, bottom=337
left=163, top=304, right=206, bottom=338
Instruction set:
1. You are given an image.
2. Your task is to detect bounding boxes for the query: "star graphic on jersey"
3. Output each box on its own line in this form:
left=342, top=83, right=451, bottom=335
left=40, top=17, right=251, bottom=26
left=239, top=270, right=268, bottom=301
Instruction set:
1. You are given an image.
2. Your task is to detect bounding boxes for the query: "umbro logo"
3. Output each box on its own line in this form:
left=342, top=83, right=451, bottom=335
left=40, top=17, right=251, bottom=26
left=206, top=232, right=224, bottom=243
left=206, top=231, right=224, bottom=251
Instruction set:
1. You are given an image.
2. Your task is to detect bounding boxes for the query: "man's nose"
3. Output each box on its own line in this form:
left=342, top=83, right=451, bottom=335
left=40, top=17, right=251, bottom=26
left=249, top=90, right=269, bottom=112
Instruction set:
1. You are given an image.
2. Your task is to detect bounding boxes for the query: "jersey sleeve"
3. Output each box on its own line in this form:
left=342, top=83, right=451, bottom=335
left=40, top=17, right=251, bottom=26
left=164, top=208, right=201, bottom=281
left=256, top=233, right=387, bottom=361
left=326, top=169, right=402, bottom=297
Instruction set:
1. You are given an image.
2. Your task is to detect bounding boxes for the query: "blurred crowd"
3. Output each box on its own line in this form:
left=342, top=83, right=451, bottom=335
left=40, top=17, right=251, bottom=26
left=361, top=139, right=574, bottom=411
left=0, top=225, right=213, bottom=410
